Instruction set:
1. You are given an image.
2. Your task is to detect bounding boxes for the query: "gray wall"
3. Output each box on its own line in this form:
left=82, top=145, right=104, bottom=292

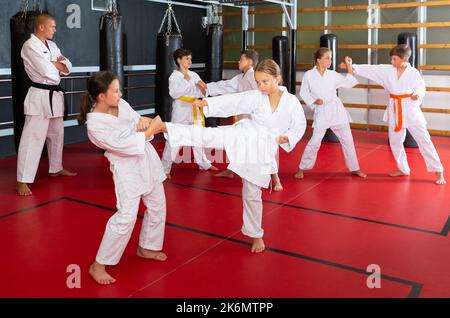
left=0, top=0, right=208, bottom=158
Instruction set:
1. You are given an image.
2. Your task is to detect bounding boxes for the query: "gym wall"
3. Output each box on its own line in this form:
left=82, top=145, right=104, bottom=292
left=0, top=0, right=208, bottom=157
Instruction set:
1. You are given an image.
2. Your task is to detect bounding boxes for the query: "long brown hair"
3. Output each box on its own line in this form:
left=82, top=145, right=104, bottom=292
left=255, top=58, right=282, bottom=85
left=77, top=71, right=118, bottom=125
left=313, top=47, right=331, bottom=66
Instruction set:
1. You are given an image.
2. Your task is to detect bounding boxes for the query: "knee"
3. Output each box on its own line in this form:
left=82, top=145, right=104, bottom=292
left=107, top=212, right=138, bottom=235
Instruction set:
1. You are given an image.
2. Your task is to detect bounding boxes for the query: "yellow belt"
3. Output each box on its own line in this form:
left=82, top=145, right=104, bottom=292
left=177, top=96, right=205, bottom=127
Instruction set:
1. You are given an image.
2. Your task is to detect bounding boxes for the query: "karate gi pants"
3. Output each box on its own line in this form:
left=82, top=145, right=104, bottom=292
left=299, top=124, right=360, bottom=172
left=17, top=115, right=64, bottom=183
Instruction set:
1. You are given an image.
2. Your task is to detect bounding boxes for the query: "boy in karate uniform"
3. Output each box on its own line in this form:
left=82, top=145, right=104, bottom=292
left=341, top=45, right=445, bottom=185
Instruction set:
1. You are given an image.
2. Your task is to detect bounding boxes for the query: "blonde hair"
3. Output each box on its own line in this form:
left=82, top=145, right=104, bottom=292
left=34, top=13, right=55, bottom=30
left=255, top=58, right=282, bottom=85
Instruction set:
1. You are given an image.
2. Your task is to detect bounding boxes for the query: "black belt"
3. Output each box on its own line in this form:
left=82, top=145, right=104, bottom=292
left=30, top=82, right=67, bottom=118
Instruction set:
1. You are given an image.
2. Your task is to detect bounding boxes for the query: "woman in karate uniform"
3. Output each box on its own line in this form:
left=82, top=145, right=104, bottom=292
left=161, top=48, right=217, bottom=178
left=341, top=45, right=445, bottom=185
left=169, top=59, right=306, bottom=252
left=295, top=48, right=367, bottom=180
left=78, top=71, right=167, bottom=285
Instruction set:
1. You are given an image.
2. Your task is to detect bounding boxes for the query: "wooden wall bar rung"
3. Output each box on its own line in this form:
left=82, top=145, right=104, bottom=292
left=299, top=22, right=450, bottom=31
left=220, top=1, right=450, bottom=16
left=304, top=120, right=450, bottom=136
left=300, top=101, right=450, bottom=114
left=296, top=82, right=450, bottom=92
left=418, top=65, right=450, bottom=70
left=225, top=44, right=450, bottom=50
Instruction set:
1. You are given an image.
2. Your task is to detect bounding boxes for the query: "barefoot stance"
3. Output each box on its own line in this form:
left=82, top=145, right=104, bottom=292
left=351, top=170, right=367, bottom=178
left=294, top=169, right=304, bottom=179
left=16, top=182, right=32, bottom=196
left=49, top=168, right=77, bottom=177
left=89, top=262, right=116, bottom=285
left=137, top=247, right=167, bottom=261
left=214, top=169, right=235, bottom=179
left=251, top=238, right=265, bottom=253
left=207, top=165, right=219, bottom=172
left=389, top=170, right=409, bottom=177
left=436, top=172, right=446, bottom=185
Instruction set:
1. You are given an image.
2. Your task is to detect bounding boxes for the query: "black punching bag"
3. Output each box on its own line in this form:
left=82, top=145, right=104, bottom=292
left=10, top=11, right=40, bottom=152
left=100, top=12, right=125, bottom=96
left=205, top=23, right=223, bottom=127
left=398, top=32, right=419, bottom=148
left=155, top=33, right=182, bottom=122
left=320, top=34, right=340, bottom=143
left=272, top=35, right=290, bottom=90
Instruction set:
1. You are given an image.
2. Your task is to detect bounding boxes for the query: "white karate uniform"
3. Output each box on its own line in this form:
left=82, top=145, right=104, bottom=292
left=353, top=63, right=444, bottom=174
left=17, top=34, right=72, bottom=183
left=164, top=87, right=306, bottom=238
left=87, top=99, right=167, bottom=265
left=206, top=67, right=257, bottom=121
left=161, top=70, right=211, bottom=174
left=299, top=67, right=361, bottom=172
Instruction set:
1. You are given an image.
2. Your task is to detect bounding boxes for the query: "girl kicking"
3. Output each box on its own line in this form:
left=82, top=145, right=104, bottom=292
left=78, top=71, right=167, bottom=285
left=295, top=48, right=366, bottom=179
left=195, top=59, right=307, bottom=191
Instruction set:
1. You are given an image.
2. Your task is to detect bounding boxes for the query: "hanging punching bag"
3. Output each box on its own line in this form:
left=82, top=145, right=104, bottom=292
left=272, top=35, right=290, bottom=89
left=397, top=32, right=419, bottom=148
left=155, top=5, right=183, bottom=122
left=320, top=34, right=338, bottom=70
left=10, top=10, right=40, bottom=152
left=155, top=34, right=182, bottom=122
left=204, top=23, right=223, bottom=127
left=100, top=10, right=125, bottom=97
left=319, top=34, right=340, bottom=143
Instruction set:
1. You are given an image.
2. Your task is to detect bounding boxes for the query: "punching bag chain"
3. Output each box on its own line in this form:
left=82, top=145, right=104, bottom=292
left=158, top=2, right=181, bottom=36
left=100, top=0, right=120, bottom=31
left=20, top=0, right=42, bottom=20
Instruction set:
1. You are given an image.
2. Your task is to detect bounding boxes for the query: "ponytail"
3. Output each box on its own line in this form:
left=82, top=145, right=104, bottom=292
left=77, top=92, right=94, bottom=125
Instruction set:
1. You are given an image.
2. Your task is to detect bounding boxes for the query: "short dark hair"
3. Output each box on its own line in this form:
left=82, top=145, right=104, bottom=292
left=390, top=44, right=411, bottom=59
left=241, top=49, right=259, bottom=66
left=173, top=48, right=192, bottom=66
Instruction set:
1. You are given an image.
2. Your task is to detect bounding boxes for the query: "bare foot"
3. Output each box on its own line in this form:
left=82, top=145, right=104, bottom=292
left=436, top=172, right=446, bottom=185
left=294, top=169, right=304, bottom=179
left=89, top=262, right=116, bottom=285
left=16, top=182, right=32, bottom=196
left=389, top=170, right=409, bottom=177
left=213, top=169, right=235, bottom=179
left=351, top=170, right=367, bottom=178
left=49, top=168, right=77, bottom=177
left=137, top=247, right=167, bottom=261
left=271, top=173, right=283, bottom=191
left=251, top=238, right=265, bottom=253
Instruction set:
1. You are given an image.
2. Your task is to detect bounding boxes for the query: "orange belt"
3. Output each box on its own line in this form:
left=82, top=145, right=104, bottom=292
left=389, top=94, right=412, bottom=132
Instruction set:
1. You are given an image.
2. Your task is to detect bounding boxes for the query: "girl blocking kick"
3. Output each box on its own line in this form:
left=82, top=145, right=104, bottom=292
left=78, top=71, right=168, bottom=285
left=295, top=48, right=366, bottom=179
